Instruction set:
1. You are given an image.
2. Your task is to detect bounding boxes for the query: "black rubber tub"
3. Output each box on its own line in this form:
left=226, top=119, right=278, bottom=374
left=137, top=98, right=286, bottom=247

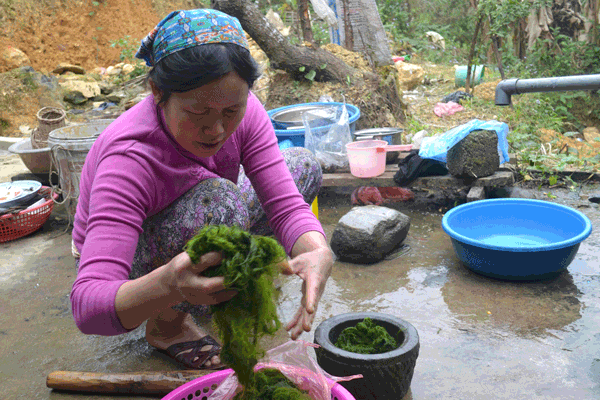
left=314, top=312, right=419, bottom=400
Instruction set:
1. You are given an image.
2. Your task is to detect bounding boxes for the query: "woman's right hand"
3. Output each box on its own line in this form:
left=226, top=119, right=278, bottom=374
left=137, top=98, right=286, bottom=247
left=164, top=251, right=237, bottom=305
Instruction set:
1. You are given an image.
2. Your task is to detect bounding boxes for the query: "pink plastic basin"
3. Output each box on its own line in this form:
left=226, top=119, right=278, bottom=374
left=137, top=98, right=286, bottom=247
left=162, top=368, right=356, bottom=400
left=346, top=140, right=412, bottom=178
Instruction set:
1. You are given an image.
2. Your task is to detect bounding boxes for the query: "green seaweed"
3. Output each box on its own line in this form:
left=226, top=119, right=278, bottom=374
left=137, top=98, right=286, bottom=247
left=335, top=318, right=398, bottom=354
left=233, top=368, right=312, bottom=400
left=185, top=225, right=308, bottom=399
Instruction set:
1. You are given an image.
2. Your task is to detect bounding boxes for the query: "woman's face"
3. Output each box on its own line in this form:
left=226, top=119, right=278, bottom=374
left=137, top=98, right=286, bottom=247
left=152, top=72, right=249, bottom=158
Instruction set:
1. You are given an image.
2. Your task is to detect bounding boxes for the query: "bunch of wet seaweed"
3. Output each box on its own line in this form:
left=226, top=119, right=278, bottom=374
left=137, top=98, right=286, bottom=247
left=335, top=317, right=398, bottom=354
left=184, top=225, right=310, bottom=400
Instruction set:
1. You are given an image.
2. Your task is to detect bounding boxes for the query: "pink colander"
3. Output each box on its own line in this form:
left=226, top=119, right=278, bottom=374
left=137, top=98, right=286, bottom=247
left=161, top=368, right=356, bottom=400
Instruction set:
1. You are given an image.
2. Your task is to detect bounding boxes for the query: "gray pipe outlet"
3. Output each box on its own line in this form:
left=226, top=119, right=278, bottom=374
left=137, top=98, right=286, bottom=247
left=495, top=74, right=600, bottom=106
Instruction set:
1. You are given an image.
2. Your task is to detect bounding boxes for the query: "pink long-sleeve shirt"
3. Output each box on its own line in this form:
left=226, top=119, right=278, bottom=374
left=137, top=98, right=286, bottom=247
left=70, top=92, right=324, bottom=335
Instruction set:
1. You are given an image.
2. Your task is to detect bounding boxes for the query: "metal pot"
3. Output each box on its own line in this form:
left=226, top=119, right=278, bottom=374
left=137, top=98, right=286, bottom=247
left=270, top=104, right=336, bottom=129
left=353, top=127, right=405, bottom=164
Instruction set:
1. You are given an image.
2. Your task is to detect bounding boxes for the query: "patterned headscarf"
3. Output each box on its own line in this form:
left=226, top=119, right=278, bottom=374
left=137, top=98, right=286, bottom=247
left=135, top=9, right=249, bottom=67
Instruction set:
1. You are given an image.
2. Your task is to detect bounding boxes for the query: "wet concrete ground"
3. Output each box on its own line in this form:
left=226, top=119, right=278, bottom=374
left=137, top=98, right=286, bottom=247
left=1, top=155, right=600, bottom=399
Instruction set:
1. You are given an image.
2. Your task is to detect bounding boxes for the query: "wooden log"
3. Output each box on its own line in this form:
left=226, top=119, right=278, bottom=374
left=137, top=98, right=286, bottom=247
left=46, top=370, right=214, bottom=396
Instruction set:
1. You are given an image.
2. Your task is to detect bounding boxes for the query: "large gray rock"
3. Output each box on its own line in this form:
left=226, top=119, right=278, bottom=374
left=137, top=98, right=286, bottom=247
left=447, top=129, right=499, bottom=179
left=330, top=205, right=411, bottom=264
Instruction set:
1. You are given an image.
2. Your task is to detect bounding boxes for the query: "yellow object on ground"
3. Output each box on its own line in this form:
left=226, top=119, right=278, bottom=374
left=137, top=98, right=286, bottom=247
left=311, top=196, right=318, bottom=219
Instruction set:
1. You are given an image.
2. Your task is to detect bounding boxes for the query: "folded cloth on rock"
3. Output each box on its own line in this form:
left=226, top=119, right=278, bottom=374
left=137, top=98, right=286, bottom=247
left=393, top=149, right=448, bottom=187
left=434, top=101, right=464, bottom=117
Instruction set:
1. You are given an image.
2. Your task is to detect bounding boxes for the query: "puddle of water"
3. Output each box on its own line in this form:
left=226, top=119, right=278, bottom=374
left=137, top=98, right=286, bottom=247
left=278, top=195, right=600, bottom=399
left=2, top=184, right=600, bottom=400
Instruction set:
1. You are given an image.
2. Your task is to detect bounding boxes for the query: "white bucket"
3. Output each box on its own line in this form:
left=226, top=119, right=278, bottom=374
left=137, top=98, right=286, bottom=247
left=48, top=119, right=115, bottom=220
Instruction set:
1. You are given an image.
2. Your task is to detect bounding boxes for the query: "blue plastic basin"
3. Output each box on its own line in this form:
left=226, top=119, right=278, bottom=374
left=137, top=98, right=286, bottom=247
left=442, top=198, right=592, bottom=281
left=267, top=102, right=360, bottom=147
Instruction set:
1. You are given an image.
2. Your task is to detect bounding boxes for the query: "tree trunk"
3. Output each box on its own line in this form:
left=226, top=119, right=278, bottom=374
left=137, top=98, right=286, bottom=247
left=491, top=35, right=505, bottom=80
left=465, top=15, right=484, bottom=94
left=489, top=16, right=505, bottom=80
left=514, top=19, right=527, bottom=59
left=297, top=0, right=314, bottom=43
left=211, top=0, right=354, bottom=83
left=342, top=0, right=354, bottom=50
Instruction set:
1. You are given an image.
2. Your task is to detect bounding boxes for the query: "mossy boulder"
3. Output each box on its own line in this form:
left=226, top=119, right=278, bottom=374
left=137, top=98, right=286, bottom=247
left=446, top=129, right=499, bottom=179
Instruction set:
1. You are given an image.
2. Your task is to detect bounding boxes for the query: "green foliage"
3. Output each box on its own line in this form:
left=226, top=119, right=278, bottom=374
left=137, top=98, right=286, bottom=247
left=501, top=26, right=600, bottom=78
left=298, top=66, right=316, bottom=81
left=18, top=69, right=37, bottom=90
left=546, top=91, right=590, bottom=131
left=404, top=116, right=430, bottom=137
left=526, top=28, right=600, bottom=77
left=335, top=318, right=398, bottom=354
left=378, top=0, right=411, bottom=36
left=109, top=35, right=137, bottom=62
left=184, top=225, right=293, bottom=398
left=501, top=92, right=600, bottom=173
left=478, top=0, right=551, bottom=39
left=311, top=19, right=330, bottom=46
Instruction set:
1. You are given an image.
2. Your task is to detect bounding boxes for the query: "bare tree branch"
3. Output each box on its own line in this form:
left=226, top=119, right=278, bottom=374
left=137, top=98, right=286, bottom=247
left=211, top=0, right=354, bottom=83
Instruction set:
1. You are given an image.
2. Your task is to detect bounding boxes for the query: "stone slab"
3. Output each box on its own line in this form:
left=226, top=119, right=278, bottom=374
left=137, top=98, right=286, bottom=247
left=322, top=166, right=515, bottom=189
left=467, top=186, right=485, bottom=202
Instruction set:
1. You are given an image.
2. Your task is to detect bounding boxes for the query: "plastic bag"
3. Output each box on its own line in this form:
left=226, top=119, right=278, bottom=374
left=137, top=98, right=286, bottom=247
left=303, top=103, right=353, bottom=173
left=309, top=0, right=338, bottom=27
left=351, top=187, right=415, bottom=206
left=433, top=101, right=463, bottom=117
left=418, top=119, right=510, bottom=164
left=208, top=340, right=362, bottom=400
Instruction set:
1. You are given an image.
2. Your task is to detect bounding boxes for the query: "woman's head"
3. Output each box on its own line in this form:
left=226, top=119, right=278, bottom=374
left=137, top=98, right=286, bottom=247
left=135, top=9, right=262, bottom=157
left=147, top=42, right=261, bottom=106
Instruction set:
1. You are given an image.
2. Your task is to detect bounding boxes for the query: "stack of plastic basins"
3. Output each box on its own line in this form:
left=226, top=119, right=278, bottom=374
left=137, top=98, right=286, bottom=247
left=267, top=102, right=360, bottom=148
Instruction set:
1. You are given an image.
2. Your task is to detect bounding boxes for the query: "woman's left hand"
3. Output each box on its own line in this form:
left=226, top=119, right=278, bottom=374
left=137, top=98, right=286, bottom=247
left=283, top=237, right=333, bottom=340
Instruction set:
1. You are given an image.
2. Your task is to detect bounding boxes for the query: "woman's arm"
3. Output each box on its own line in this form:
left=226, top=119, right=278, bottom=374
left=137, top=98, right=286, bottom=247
left=238, top=93, right=325, bottom=254
left=284, top=231, right=333, bottom=340
left=114, top=252, right=236, bottom=330
left=71, top=150, right=234, bottom=335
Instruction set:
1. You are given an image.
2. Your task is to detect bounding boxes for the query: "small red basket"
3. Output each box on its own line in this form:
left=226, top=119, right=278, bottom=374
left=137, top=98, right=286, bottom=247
left=0, top=186, right=58, bottom=243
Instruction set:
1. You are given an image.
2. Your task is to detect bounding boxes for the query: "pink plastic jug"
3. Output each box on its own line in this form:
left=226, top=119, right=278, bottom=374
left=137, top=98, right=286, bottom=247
left=346, top=140, right=412, bottom=178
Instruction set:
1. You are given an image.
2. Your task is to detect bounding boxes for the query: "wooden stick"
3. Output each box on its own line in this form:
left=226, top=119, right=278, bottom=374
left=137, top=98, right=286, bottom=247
left=46, top=370, right=214, bottom=396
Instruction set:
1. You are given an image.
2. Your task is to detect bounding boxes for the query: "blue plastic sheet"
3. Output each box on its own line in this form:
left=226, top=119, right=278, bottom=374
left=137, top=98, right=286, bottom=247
left=419, top=119, right=510, bottom=164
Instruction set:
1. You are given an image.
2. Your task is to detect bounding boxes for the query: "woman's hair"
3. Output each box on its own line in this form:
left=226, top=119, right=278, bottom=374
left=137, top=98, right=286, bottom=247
left=148, top=43, right=262, bottom=105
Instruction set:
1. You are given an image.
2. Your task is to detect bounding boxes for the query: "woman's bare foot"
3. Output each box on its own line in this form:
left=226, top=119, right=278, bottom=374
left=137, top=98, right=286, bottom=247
left=146, top=308, right=222, bottom=369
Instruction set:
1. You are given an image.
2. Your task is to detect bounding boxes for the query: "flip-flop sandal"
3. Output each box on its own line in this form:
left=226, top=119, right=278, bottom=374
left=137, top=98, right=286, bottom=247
left=155, top=335, right=226, bottom=370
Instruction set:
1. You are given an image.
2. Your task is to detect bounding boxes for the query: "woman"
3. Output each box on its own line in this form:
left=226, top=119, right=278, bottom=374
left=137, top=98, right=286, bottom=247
left=70, top=9, right=333, bottom=370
